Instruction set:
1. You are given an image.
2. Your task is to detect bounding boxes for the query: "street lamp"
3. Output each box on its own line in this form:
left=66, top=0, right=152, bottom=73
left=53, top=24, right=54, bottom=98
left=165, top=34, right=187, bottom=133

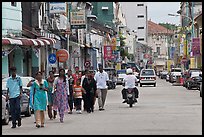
left=168, top=13, right=193, bottom=22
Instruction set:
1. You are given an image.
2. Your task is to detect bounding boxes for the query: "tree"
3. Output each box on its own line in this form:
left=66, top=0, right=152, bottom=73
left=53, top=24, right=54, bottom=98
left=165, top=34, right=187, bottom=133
left=159, top=23, right=178, bottom=30
left=119, top=31, right=128, bottom=59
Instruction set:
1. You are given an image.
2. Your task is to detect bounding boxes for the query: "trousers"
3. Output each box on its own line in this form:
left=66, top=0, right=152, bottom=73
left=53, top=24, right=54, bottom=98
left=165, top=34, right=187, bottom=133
left=97, top=89, right=108, bottom=109
left=9, top=96, right=21, bottom=125
left=35, top=110, right=45, bottom=126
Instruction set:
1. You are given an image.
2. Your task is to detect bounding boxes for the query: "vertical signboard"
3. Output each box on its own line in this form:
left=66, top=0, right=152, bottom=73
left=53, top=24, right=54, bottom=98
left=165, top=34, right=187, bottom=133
left=192, top=38, right=200, bottom=56
left=70, top=10, right=86, bottom=29
left=104, top=46, right=113, bottom=60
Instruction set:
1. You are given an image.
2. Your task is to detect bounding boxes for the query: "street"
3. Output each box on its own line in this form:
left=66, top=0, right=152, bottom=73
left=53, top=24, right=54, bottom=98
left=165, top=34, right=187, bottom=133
left=2, top=78, right=202, bottom=135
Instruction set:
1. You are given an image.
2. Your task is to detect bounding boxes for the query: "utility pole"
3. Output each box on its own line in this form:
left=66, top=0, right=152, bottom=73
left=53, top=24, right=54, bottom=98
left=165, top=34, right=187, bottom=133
left=66, top=2, right=71, bottom=69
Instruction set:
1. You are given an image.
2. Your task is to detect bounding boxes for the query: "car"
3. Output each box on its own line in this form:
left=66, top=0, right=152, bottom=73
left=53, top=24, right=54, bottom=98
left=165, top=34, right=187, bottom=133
left=103, top=68, right=116, bottom=89
left=169, top=68, right=182, bottom=83
left=200, top=82, right=202, bottom=97
left=166, top=72, right=170, bottom=82
left=2, top=95, right=10, bottom=125
left=170, top=72, right=182, bottom=84
left=183, top=70, right=202, bottom=88
left=160, top=70, right=168, bottom=79
left=139, top=69, right=156, bottom=87
left=116, top=69, right=127, bottom=85
left=186, top=75, right=202, bottom=90
left=2, top=88, right=32, bottom=117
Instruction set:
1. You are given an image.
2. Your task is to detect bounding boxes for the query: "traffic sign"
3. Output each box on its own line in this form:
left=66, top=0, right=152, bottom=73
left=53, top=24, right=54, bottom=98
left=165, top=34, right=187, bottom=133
left=84, top=61, right=91, bottom=68
left=48, top=53, right=57, bottom=64
left=56, top=49, right=69, bottom=63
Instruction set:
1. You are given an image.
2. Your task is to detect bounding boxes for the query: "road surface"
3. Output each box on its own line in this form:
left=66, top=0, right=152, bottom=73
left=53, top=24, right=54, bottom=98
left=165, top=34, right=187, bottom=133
left=2, top=78, right=202, bottom=135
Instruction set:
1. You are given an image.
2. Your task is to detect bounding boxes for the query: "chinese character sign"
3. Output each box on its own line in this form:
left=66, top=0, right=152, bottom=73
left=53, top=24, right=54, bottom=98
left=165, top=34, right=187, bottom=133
left=192, top=38, right=200, bottom=56
left=70, top=10, right=86, bottom=29
left=104, top=46, right=113, bottom=60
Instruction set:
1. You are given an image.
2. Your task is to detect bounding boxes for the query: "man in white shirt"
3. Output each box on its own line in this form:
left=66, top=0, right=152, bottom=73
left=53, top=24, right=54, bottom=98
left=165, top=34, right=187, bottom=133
left=122, top=68, right=139, bottom=103
left=94, top=64, right=109, bottom=111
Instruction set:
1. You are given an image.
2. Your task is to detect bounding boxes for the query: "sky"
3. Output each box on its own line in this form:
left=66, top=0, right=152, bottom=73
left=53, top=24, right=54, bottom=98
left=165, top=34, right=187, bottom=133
left=147, top=2, right=181, bottom=25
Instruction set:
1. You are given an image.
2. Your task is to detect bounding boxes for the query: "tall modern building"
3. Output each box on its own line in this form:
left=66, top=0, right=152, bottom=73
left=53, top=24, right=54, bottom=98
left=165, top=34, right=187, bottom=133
left=121, top=2, right=148, bottom=45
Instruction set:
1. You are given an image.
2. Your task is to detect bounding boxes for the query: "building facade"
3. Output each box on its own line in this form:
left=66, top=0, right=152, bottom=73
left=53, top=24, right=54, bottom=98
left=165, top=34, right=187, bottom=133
left=148, top=20, right=174, bottom=72
left=2, top=2, right=22, bottom=78
left=121, top=2, right=148, bottom=45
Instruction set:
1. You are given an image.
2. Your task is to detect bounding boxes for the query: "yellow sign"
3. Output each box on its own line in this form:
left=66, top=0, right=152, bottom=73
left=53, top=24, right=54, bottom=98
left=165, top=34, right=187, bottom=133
left=167, top=60, right=173, bottom=72
left=116, top=63, right=121, bottom=70
left=183, top=40, right=187, bottom=57
left=190, top=58, right=195, bottom=68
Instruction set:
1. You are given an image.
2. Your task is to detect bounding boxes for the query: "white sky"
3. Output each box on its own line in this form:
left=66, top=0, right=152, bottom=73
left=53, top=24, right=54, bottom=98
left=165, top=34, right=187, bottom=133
left=147, top=2, right=181, bottom=25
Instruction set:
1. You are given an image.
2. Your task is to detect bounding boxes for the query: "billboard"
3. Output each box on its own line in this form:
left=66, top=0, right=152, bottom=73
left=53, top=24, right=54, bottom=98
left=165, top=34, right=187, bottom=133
left=49, top=2, right=66, bottom=14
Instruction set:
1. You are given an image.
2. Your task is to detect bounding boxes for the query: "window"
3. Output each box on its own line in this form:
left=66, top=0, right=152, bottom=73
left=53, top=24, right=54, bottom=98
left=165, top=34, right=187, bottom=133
left=137, top=15, right=144, bottom=18
left=141, top=70, right=154, bottom=76
left=137, top=4, right=144, bottom=6
left=138, top=38, right=144, bottom=41
left=156, top=47, right=160, bottom=55
left=138, top=27, right=144, bottom=29
left=11, top=2, right=17, bottom=7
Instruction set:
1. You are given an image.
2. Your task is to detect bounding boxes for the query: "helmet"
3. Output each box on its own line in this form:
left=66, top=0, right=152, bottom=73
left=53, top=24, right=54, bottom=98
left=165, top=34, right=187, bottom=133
left=126, top=68, right=133, bottom=74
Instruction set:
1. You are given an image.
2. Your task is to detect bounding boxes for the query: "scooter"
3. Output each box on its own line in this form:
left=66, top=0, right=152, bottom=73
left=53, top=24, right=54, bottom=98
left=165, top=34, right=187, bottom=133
left=126, top=88, right=137, bottom=107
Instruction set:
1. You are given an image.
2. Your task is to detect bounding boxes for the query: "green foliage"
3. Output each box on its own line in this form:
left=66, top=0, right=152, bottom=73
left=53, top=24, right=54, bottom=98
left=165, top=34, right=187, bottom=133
left=159, top=23, right=178, bottom=30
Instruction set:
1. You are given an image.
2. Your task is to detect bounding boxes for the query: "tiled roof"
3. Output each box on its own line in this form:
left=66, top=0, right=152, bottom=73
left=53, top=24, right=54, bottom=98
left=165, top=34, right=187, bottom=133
left=148, top=20, right=174, bottom=35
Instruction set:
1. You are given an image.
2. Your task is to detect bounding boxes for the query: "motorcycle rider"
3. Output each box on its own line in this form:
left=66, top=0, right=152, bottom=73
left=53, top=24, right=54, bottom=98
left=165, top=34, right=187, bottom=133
left=122, top=68, right=139, bottom=103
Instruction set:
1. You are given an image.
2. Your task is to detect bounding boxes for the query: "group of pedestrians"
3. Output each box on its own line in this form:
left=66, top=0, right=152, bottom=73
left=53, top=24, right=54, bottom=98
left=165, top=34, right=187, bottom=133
left=6, top=64, right=110, bottom=128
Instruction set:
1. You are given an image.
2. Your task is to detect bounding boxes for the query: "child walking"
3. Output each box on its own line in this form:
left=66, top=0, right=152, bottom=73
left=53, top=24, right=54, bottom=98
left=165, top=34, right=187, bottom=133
left=73, top=79, right=86, bottom=114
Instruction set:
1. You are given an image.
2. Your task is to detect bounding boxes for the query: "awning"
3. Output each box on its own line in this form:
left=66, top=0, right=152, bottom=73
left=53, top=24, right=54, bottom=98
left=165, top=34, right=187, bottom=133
left=2, top=37, right=56, bottom=46
left=69, top=40, right=86, bottom=48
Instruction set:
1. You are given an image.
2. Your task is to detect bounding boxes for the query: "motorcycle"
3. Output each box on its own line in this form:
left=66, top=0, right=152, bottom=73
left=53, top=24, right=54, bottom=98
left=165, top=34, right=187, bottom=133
left=126, top=88, right=137, bottom=107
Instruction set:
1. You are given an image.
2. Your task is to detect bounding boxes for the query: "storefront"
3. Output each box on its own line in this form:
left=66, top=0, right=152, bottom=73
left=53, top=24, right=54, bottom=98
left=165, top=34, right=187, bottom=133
left=2, top=37, right=56, bottom=78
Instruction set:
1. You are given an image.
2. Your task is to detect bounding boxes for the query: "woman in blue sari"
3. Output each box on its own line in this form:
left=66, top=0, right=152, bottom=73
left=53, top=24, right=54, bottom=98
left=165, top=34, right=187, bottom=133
left=28, top=71, right=48, bottom=128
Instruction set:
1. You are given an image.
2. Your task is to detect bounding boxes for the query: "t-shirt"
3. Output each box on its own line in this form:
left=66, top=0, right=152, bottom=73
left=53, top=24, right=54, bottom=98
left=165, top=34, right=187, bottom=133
left=6, top=75, right=23, bottom=98
left=123, top=75, right=137, bottom=89
left=73, top=85, right=83, bottom=98
left=94, top=71, right=109, bottom=89
left=72, top=73, right=82, bottom=85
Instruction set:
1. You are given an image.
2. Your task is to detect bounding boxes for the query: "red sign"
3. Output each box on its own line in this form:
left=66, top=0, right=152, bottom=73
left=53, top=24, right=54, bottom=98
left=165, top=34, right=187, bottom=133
left=192, top=38, right=200, bottom=56
left=144, top=54, right=150, bottom=59
left=84, top=61, right=91, bottom=68
left=56, top=49, right=69, bottom=63
left=104, top=46, right=113, bottom=60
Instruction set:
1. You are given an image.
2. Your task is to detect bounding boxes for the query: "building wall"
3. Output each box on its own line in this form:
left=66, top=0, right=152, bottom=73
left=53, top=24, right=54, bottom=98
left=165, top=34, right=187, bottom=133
left=121, top=2, right=147, bottom=44
left=2, top=2, right=22, bottom=36
left=2, top=2, right=22, bottom=77
left=2, top=57, right=9, bottom=78
left=14, top=48, right=24, bottom=76
left=148, top=34, right=168, bottom=59
left=92, top=2, right=114, bottom=27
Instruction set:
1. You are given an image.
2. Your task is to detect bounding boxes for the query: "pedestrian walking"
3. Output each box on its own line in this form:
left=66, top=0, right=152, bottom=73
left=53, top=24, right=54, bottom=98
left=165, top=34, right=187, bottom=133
left=32, top=71, right=49, bottom=128
left=81, top=70, right=89, bottom=111
left=53, top=68, right=69, bottom=123
left=94, top=64, right=109, bottom=111
left=6, top=67, right=23, bottom=128
left=82, top=70, right=97, bottom=113
left=72, top=66, right=82, bottom=85
left=46, top=71, right=56, bottom=119
left=27, top=78, right=36, bottom=124
left=73, top=79, right=86, bottom=114
left=67, top=69, right=74, bottom=114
